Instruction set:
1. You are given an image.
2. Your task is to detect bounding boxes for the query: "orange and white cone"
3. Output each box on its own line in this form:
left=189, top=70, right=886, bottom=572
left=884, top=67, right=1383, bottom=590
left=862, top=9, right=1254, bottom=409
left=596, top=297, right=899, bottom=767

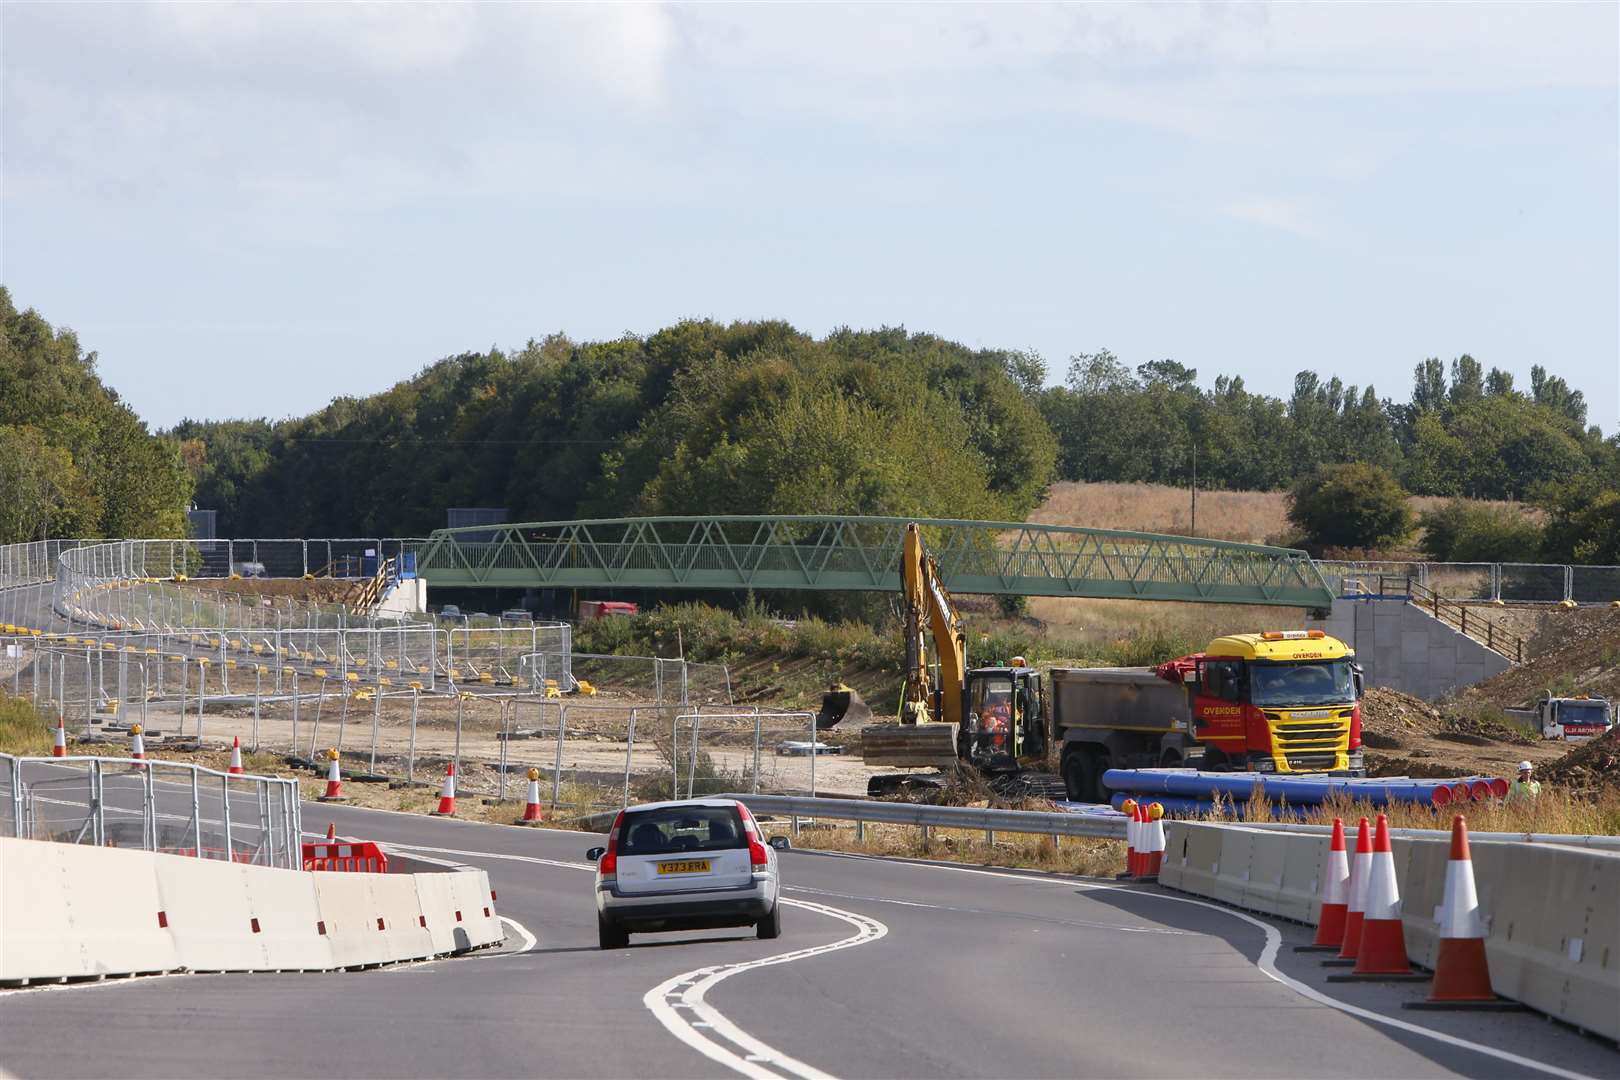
left=318, top=748, right=346, bottom=802
left=431, top=762, right=457, bottom=816
left=1332, top=817, right=1372, bottom=963
left=1351, top=814, right=1416, bottom=976
left=129, top=723, right=146, bottom=761
left=1127, top=803, right=1140, bottom=880
left=228, top=736, right=244, bottom=775
left=1405, top=816, right=1514, bottom=1007
left=1306, top=818, right=1351, bottom=950
left=516, top=767, right=544, bottom=825
left=52, top=717, right=67, bottom=757
left=1143, top=802, right=1165, bottom=878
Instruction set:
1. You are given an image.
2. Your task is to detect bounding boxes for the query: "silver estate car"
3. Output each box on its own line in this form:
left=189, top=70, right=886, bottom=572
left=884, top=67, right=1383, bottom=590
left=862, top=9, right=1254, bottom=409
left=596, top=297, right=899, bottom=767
left=588, top=798, right=781, bottom=949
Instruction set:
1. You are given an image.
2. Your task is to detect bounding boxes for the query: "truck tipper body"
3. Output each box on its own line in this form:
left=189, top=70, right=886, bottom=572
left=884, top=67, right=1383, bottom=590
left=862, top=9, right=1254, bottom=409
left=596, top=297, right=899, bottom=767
left=1050, top=630, right=1365, bottom=803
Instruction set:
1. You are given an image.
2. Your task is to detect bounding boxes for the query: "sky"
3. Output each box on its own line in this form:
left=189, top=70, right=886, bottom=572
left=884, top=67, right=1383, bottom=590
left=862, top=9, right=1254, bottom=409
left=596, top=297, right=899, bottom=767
left=3, top=2, right=1617, bottom=435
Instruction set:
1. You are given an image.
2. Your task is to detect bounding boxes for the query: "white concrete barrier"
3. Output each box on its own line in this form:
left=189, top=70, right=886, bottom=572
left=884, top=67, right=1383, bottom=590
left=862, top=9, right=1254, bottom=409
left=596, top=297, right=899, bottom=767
left=1160, top=821, right=1620, bottom=1042
left=0, top=838, right=503, bottom=986
left=1, top=841, right=179, bottom=981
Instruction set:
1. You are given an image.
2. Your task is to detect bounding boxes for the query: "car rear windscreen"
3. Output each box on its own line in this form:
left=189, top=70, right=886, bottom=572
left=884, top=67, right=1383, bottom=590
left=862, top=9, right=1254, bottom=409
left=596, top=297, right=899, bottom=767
left=618, top=806, right=747, bottom=856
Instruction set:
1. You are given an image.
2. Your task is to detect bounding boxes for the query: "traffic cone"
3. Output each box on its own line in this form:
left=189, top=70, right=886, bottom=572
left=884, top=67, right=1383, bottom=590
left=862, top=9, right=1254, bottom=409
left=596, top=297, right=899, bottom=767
left=318, top=748, right=346, bottom=802
left=228, top=736, right=244, bottom=775
left=1120, top=798, right=1139, bottom=879
left=1302, top=818, right=1351, bottom=951
left=129, top=723, right=146, bottom=761
left=1405, top=816, right=1518, bottom=1008
left=1330, top=817, right=1371, bottom=964
left=1143, top=802, right=1165, bottom=878
left=52, top=717, right=67, bottom=757
left=515, top=767, right=544, bottom=825
left=431, top=762, right=457, bottom=816
left=1348, top=814, right=1420, bottom=977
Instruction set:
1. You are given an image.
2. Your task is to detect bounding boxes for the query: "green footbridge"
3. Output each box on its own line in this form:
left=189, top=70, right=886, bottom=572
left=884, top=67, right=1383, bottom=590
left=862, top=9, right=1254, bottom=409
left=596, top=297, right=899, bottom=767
left=414, top=516, right=1334, bottom=608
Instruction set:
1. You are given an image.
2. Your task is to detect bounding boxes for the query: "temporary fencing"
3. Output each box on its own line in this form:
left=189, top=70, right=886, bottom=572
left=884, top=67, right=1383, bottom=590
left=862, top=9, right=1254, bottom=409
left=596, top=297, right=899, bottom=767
left=1316, top=558, right=1620, bottom=605
left=2, top=751, right=302, bottom=869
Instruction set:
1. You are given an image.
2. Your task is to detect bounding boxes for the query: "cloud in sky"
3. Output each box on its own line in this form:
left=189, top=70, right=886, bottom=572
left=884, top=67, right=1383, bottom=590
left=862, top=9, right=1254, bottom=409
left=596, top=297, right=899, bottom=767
left=1219, top=198, right=1323, bottom=240
left=2, top=2, right=1616, bottom=433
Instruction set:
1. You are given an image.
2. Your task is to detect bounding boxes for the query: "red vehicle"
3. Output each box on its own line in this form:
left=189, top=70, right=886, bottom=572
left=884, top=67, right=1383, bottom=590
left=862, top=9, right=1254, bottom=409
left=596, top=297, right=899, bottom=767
left=578, top=600, right=639, bottom=621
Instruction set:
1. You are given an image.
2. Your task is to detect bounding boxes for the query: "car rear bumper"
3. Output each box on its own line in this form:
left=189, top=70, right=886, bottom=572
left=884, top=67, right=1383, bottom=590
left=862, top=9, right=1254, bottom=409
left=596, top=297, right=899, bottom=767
left=598, top=879, right=773, bottom=930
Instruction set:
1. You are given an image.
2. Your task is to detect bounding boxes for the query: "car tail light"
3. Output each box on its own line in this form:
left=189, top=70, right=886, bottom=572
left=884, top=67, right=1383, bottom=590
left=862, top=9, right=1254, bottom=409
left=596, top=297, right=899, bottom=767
left=738, top=804, right=769, bottom=872
left=1348, top=705, right=1362, bottom=751
left=599, top=811, right=624, bottom=880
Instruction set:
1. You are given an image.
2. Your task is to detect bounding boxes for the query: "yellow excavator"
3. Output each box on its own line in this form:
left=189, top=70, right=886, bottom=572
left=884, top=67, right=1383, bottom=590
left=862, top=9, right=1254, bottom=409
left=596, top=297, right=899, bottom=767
left=819, top=523, right=1051, bottom=794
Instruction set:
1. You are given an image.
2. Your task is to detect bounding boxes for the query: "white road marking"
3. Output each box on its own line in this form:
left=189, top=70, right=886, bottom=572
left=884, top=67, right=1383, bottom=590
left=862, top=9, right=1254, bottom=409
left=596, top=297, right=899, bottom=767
left=784, top=883, right=1191, bottom=934
left=643, top=899, right=888, bottom=1080
left=499, top=915, right=538, bottom=954
left=373, top=839, right=891, bottom=1080
left=806, top=851, right=1601, bottom=1080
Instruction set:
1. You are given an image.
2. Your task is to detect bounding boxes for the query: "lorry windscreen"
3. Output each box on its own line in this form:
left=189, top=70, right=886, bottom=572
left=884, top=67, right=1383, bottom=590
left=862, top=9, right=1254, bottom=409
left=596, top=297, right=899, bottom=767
left=1559, top=702, right=1609, bottom=726
left=1249, top=661, right=1354, bottom=707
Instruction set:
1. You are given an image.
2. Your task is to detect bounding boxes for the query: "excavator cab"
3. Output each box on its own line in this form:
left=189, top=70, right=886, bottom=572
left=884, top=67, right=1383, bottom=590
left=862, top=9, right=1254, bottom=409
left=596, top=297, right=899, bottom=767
left=958, top=666, right=1046, bottom=770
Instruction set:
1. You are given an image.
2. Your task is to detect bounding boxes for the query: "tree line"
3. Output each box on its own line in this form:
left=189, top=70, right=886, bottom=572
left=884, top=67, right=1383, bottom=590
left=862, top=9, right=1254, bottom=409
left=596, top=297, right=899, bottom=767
left=0, top=288, right=192, bottom=544
left=2, top=286, right=1613, bottom=563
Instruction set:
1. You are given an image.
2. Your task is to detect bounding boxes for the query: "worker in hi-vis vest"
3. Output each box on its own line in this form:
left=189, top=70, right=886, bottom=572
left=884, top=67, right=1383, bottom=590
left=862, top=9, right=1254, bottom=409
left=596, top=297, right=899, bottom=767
left=1506, top=760, right=1541, bottom=803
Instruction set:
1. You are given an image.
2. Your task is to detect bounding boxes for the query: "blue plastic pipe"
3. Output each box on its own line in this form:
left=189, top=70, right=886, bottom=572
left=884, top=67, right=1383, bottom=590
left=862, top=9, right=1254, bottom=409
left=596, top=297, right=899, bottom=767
left=1101, top=768, right=1477, bottom=807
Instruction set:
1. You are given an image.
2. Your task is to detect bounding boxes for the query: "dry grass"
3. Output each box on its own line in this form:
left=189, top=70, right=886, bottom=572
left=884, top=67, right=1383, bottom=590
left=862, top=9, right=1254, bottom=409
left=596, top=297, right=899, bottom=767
left=1018, top=597, right=1307, bottom=648
left=790, top=820, right=1124, bottom=876
left=1032, top=481, right=1292, bottom=545
left=1214, top=785, right=1620, bottom=836
left=1032, top=480, right=1539, bottom=556
left=0, top=693, right=54, bottom=756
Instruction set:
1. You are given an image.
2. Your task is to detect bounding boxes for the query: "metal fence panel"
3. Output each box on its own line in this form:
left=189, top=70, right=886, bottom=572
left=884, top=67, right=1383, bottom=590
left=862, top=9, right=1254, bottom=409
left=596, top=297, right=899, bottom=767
left=1498, top=563, right=1570, bottom=604
left=1571, top=565, right=1620, bottom=605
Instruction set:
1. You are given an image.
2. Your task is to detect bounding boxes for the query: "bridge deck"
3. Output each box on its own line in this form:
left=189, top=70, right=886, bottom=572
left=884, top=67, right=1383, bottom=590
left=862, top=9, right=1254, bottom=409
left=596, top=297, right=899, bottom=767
left=415, top=516, right=1334, bottom=608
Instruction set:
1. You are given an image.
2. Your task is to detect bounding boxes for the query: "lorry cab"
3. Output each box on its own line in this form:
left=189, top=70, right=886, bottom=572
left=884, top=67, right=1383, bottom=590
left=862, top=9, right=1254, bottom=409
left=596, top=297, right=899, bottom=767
left=1184, top=630, right=1364, bottom=774
left=1538, top=694, right=1613, bottom=742
left=957, top=662, right=1047, bottom=770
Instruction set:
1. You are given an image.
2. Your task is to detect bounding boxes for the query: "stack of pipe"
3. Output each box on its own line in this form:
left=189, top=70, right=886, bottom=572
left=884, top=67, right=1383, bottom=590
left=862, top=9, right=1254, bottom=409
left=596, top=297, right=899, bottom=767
left=1103, top=769, right=1508, bottom=818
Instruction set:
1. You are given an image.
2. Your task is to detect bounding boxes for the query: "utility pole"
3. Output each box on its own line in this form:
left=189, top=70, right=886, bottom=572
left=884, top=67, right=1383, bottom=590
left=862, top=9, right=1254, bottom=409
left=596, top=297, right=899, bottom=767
left=1190, top=442, right=1198, bottom=537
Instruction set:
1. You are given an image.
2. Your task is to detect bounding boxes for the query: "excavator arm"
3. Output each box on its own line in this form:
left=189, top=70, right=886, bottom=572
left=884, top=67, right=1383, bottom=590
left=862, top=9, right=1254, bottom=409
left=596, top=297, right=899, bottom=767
left=901, top=523, right=967, bottom=726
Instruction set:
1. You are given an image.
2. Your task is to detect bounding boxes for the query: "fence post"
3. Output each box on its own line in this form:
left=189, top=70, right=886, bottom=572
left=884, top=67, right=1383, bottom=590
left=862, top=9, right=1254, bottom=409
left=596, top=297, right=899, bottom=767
left=623, top=708, right=637, bottom=810
left=221, top=773, right=232, bottom=862
left=408, top=688, right=419, bottom=781
left=192, top=767, right=203, bottom=856
left=550, top=707, right=567, bottom=808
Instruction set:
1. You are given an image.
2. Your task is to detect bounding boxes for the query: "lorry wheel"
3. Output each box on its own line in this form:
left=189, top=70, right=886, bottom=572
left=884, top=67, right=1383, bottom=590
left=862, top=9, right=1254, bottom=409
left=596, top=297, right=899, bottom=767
left=1062, top=750, right=1105, bottom=804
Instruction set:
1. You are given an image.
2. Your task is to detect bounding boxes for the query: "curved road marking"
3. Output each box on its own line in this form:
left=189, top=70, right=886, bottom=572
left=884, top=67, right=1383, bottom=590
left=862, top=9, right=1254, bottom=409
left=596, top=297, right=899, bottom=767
left=499, top=915, right=538, bottom=954
left=807, top=851, right=1600, bottom=1080
left=643, top=898, right=888, bottom=1080
left=382, top=841, right=890, bottom=1080
left=785, top=883, right=1190, bottom=934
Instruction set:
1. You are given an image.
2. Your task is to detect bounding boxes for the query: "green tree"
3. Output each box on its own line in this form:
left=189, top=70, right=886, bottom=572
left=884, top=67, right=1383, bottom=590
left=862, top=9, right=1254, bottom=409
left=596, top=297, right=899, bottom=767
left=0, top=288, right=192, bottom=542
left=1418, top=499, right=1543, bottom=562
left=1287, top=462, right=1414, bottom=552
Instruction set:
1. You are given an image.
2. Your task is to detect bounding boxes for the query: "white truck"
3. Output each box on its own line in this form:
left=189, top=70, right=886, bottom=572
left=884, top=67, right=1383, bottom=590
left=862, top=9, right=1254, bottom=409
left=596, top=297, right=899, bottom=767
left=1534, top=693, right=1614, bottom=742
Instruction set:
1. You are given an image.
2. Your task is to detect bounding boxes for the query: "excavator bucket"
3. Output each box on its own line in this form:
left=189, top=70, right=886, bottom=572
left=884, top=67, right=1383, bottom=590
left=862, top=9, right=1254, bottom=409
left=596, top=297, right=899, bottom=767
left=816, top=684, right=873, bottom=730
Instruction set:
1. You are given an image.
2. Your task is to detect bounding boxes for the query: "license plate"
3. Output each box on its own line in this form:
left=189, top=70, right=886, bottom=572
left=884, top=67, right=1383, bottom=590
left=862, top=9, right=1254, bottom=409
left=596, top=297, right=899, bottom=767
left=657, top=859, right=711, bottom=875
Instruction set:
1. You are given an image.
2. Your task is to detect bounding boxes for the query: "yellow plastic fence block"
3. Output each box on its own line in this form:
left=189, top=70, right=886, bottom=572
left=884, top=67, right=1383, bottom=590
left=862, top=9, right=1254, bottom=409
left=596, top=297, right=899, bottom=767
left=384, top=660, right=398, bottom=669
left=313, top=668, right=328, bottom=678
left=345, top=672, right=359, bottom=682
left=479, top=672, right=494, bottom=683
left=378, top=677, right=392, bottom=686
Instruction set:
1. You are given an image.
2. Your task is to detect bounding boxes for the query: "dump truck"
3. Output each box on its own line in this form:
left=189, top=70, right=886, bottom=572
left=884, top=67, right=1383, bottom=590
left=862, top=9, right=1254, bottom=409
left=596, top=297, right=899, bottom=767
left=1051, top=630, right=1366, bottom=803
left=1533, top=693, right=1614, bottom=742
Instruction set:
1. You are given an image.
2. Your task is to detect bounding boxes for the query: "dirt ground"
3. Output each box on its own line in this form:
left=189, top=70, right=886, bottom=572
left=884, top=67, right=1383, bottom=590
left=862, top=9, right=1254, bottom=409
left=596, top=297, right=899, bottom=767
left=1358, top=686, right=1560, bottom=780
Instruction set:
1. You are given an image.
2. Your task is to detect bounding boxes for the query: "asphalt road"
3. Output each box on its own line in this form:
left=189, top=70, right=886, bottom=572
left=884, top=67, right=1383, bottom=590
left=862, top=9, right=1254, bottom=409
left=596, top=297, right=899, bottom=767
left=3, top=796, right=1616, bottom=1080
